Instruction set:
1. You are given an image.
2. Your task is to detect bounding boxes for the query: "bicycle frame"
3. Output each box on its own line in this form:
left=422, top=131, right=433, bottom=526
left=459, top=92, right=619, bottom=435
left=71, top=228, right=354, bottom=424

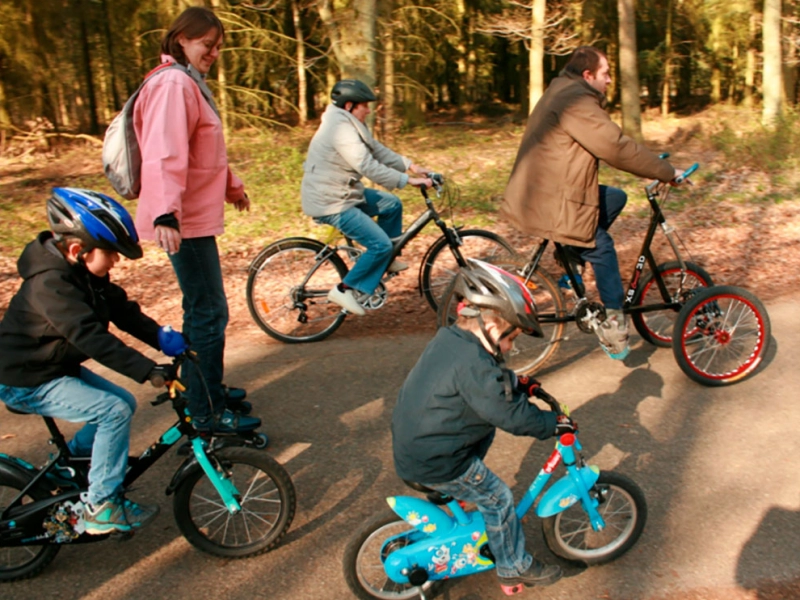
left=379, top=432, right=602, bottom=585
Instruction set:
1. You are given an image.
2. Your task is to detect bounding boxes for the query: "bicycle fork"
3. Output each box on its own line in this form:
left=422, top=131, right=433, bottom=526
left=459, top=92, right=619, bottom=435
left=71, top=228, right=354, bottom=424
left=191, top=438, right=241, bottom=514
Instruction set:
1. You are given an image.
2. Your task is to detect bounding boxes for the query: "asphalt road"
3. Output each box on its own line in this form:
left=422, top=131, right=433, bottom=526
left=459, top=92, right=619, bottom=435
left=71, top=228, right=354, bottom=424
left=1, top=297, right=798, bottom=600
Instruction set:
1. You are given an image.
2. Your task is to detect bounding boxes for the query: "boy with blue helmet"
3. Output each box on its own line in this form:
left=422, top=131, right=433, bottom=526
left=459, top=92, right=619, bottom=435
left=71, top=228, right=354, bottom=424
left=0, top=188, right=181, bottom=535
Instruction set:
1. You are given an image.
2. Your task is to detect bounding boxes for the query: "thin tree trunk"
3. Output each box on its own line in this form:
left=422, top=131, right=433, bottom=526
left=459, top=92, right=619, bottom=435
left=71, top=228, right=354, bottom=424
left=291, top=0, right=308, bottom=125
left=762, top=0, right=782, bottom=126
left=711, top=15, right=722, bottom=103
left=209, top=0, right=229, bottom=136
left=617, top=0, right=643, bottom=141
left=529, top=0, right=545, bottom=112
left=77, top=0, right=99, bottom=134
left=100, top=0, right=121, bottom=111
left=661, top=0, right=674, bottom=117
left=383, top=19, right=396, bottom=143
left=745, top=13, right=757, bottom=109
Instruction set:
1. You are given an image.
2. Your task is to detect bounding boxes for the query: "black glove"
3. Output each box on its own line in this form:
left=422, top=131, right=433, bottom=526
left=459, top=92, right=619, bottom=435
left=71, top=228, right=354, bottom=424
left=555, top=415, right=578, bottom=436
left=148, top=364, right=178, bottom=388
left=515, top=375, right=542, bottom=398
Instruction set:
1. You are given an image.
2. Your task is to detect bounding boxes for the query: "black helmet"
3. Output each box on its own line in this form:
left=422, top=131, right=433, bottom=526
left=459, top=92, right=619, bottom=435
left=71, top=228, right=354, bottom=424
left=331, top=79, right=377, bottom=108
left=453, top=258, right=543, bottom=337
left=47, top=187, right=143, bottom=260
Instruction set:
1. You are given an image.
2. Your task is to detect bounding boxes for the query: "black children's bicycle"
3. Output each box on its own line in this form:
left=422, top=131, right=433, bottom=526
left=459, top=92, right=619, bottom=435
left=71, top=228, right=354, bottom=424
left=0, top=340, right=296, bottom=581
left=246, top=176, right=517, bottom=343
left=438, top=162, right=771, bottom=386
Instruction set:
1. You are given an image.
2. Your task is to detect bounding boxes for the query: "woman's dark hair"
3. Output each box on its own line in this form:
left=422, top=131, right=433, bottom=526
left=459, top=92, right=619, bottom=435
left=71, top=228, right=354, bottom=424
left=160, top=6, right=224, bottom=66
left=562, top=46, right=605, bottom=78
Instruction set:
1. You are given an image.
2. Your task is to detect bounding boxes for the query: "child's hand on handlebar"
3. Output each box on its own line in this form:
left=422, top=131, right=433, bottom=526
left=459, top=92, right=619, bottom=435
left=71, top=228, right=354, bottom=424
left=555, top=415, right=578, bottom=436
left=148, top=364, right=178, bottom=388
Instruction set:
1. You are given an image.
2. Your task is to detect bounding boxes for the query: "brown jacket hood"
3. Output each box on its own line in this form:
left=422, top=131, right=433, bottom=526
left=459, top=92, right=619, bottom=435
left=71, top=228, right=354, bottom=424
left=501, top=72, right=674, bottom=246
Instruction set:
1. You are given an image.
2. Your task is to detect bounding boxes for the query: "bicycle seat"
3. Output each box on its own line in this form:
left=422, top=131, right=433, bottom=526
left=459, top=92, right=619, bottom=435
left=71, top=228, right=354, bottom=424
left=402, top=480, right=453, bottom=505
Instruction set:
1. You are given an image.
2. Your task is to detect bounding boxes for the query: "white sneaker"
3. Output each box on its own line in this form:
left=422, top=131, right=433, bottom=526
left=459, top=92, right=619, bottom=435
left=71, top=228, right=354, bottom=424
left=327, top=286, right=366, bottom=316
left=387, top=259, right=409, bottom=273
left=595, top=308, right=630, bottom=360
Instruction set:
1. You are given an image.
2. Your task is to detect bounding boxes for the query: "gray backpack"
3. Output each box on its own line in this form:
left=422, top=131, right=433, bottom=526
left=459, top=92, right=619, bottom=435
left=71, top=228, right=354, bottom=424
left=102, top=63, right=186, bottom=200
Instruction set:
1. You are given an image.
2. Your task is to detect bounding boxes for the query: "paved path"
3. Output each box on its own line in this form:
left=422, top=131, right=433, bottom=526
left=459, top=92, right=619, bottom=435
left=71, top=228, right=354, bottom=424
left=1, top=298, right=798, bottom=600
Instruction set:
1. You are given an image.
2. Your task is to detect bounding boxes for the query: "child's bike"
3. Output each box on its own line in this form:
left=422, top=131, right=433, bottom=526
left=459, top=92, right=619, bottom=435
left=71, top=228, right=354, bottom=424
left=246, top=175, right=516, bottom=343
left=343, top=391, right=646, bottom=599
left=0, top=332, right=296, bottom=581
left=438, top=161, right=772, bottom=386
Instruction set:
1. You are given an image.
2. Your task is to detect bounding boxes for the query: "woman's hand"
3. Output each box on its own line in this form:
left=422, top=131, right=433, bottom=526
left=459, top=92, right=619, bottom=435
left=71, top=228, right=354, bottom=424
left=409, top=163, right=433, bottom=176
left=408, top=176, right=433, bottom=189
left=232, top=192, right=251, bottom=212
left=155, top=225, right=182, bottom=255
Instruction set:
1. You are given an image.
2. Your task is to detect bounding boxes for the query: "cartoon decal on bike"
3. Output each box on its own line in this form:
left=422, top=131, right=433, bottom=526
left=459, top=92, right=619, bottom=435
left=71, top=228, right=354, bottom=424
left=343, top=390, right=647, bottom=599
left=0, top=327, right=296, bottom=581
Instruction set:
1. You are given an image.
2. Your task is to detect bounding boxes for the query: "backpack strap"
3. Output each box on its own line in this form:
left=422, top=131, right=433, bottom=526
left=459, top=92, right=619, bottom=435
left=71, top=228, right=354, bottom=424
left=140, top=62, right=219, bottom=117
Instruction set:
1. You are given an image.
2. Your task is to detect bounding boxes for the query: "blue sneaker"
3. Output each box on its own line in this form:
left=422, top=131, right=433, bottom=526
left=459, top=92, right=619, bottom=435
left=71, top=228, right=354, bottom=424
left=194, top=409, right=261, bottom=434
left=84, top=495, right=159, bottom=535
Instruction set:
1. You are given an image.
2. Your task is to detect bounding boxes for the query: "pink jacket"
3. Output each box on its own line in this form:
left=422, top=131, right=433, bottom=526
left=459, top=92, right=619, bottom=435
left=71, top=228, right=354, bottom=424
left=133, top=56, right=244, bottom=240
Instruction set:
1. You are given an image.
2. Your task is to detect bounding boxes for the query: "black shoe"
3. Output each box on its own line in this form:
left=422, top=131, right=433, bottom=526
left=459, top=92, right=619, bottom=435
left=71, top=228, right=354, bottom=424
left=498, top=560, right=562, bottom=588
left=223, top=385, right=252, bottom=415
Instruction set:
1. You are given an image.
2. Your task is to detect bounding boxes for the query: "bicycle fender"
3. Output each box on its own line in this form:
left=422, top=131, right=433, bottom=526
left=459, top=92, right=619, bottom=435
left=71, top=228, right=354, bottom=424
left=248, top=237, right=326, bottom=271
left=386, top=496, right=455, bottom=536
left=165, top=455, right=199, bottom=496
left=536, top=465, right=600, bottom=518
left=0, top=454, right=57, bottom=493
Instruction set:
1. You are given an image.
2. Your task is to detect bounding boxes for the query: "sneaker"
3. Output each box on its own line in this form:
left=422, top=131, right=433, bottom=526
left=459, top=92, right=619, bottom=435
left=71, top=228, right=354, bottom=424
left=595, top=308, right=630, bottom=360
left=386, top=259, right=409, bottom=273
left=498, top=560, right=562, bottom=589
left=223, top=384, right=252, bottom=415
left=84, top=495, right=160, bottom=535
left=194, top=409, right=262, bottom=434
left=327, top=286, right=366, bottom=316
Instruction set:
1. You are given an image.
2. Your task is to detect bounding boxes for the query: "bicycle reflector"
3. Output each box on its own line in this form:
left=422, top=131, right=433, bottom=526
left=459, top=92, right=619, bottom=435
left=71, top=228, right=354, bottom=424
left=158, top=325, right=188, bottom=357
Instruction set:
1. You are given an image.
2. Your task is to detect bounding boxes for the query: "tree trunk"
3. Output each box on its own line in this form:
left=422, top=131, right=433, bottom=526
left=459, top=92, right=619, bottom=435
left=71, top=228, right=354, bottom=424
left=710, top=15, right=722, bottom=103
left=318, top=0, right=377, bottom=85
left=744, top=13, right=757, bottom=109
left=455, top=0, right=469, bottom=105
left=762, top=0, right=782, bottom=126
left=291, top=0, right=308, bottom=125
left=209, top=0, right=229, bottom=136
left=76, top=0, right=100, bottom=134
left=782, top=17, right=797, bottom=106
left=661, top=0, right=674, bottom=117
left=383, top=19, right=396, bottom=142
left=617, top=0, right=643, bottom=141
left=100, top=0, right=121, bottom=112
left=528, top=0, right=545, bottom=112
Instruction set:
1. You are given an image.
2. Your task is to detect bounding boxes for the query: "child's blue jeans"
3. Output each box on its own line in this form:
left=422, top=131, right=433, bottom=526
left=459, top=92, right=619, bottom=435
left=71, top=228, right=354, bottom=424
left=0, top=367, right=137, bottom=506
left=424, top=456, right=533, bottom=578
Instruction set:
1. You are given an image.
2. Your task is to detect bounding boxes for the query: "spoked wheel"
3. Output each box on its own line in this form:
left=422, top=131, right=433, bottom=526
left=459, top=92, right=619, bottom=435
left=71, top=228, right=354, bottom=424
left=246, top=238, right=348, bottom=343
left=0, top=472, right=61, bottom=581
left=437, top=257, right=567, bottom=375
left=542, top=471, right=647, bottom=566
left=343, top=511, right=443, bottom=600
left=631, top=261, right=713, bottom=347
left=173, top=448, right=296, bottom=558
left=420, top=230, right=517, bottom=312
left=672, top=285, right=771, bottom=386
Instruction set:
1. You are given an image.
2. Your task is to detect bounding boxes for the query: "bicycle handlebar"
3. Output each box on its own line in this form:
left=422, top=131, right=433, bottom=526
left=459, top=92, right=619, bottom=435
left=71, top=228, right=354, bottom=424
left=675, top=162, right=699, bottom=184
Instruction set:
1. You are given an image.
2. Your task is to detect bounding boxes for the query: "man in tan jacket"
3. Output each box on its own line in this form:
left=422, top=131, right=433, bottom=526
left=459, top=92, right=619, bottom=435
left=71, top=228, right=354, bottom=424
left=501, top=46, right=684, bottom=359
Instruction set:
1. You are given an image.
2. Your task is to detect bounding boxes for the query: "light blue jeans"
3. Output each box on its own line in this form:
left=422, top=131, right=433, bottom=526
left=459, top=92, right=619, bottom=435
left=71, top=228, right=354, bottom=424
left=0, top=367, right=137, bottom=506
left=314, top=189, right=403, bottom=295
left=425, top=457, right=532, bottom=578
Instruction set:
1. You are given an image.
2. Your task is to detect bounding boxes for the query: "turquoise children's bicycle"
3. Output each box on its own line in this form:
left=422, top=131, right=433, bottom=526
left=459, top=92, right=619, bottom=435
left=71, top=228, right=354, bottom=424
left=343, top=391, right=646, bottom=599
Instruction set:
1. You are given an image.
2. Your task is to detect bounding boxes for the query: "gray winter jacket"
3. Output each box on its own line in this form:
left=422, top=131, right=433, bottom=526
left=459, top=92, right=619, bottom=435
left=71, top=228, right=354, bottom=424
left=301, top=104, right=411, bottom=217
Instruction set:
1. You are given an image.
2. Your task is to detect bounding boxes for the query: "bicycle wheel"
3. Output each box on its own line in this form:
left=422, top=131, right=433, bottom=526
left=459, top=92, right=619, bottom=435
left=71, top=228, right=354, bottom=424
left=246, top=238, right=348, bottom=343
left=672, top=285, right=771, bottom=386
left=343, top=510, right=443, bottom=600
left=437, top=257, right=567, bottom=375
left=420, top=230, right=517, bottom=312
left=631, top=261, right=713, bottom=347
left=0, top=472, right=61, bottom=581
left=542, top=471, right=647, bottom=566
left=173, top=447, right=296, bottom=558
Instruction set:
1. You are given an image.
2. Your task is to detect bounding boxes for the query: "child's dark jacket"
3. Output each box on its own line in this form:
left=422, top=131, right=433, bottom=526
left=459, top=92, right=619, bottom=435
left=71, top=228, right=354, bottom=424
left=392, top=325, right=557, bottom=484
left=0, top=232, right=160, bottom=387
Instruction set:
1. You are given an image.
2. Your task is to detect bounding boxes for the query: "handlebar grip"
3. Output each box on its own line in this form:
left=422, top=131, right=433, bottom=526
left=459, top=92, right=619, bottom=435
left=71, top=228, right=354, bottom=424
left=658, top=152, right=670, bottom=159
left=675, top=162, right=699, bottom=184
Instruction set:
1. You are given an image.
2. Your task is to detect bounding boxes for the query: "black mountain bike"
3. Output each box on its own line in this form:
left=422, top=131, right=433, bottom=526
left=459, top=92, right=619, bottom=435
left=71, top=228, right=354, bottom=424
left=0, top=348, right=296, bottom=581
left=247, top=176, right=516, bottom=343
left=438, top=162, right=771, bottom=386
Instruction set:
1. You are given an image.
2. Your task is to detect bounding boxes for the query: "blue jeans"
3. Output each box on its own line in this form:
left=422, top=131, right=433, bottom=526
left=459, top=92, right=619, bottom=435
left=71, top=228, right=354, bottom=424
left=577, top=185, right=628, bottom=310
left=314, top=189, right=403, bottom=295
left=169, top=236, right=228, bottom=420
left=0, top=368, right=137, bottom=506
left=425, top=457, right=532, bottom=578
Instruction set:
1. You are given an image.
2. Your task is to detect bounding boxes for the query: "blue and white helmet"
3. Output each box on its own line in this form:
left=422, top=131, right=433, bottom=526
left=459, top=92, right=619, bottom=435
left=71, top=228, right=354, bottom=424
left=47, top=188, right=143, bottom=259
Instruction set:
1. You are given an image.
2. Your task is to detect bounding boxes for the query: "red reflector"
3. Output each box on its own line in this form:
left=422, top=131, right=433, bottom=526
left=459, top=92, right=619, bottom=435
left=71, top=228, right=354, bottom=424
left=559, top=433, right=575, bottom=446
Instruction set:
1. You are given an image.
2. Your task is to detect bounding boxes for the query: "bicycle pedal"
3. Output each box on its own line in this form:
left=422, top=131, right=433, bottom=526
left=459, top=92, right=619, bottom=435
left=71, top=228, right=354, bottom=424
left=500, top=583, right=525, bottom=596
left=112, top=530, right=136, bottom=542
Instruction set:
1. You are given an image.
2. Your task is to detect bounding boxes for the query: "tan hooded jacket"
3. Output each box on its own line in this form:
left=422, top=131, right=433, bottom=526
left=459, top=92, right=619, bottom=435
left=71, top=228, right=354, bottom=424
left=501, top=72, right=675, bottom=247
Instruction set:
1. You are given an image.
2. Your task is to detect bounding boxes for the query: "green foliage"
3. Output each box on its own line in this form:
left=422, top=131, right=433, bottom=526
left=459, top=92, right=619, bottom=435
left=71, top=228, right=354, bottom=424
left=711, top=112, right=800, bottom=172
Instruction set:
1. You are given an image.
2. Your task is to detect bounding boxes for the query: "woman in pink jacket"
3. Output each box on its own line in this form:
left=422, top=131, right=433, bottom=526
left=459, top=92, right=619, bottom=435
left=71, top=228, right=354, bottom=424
left=134, top=6, right=260, bottom=434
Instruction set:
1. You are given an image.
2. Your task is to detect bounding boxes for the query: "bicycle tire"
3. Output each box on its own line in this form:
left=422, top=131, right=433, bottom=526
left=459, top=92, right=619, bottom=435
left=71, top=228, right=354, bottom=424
left=631, top=261, right=713, bottom=347
left=173, top=447, right=296, bottom=558
left=542, top=471, right=647, bottom=566
left=0, top=472, right=61, bottom=581
left=420, top=230, right=517, bottom=312
left=343, top=510, right=444, bottom=600
left=437, top=257, right=567, bottom=375
left=246, top=238, right=348, bottom=343
left=672, top=285, right=771, bottom=386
